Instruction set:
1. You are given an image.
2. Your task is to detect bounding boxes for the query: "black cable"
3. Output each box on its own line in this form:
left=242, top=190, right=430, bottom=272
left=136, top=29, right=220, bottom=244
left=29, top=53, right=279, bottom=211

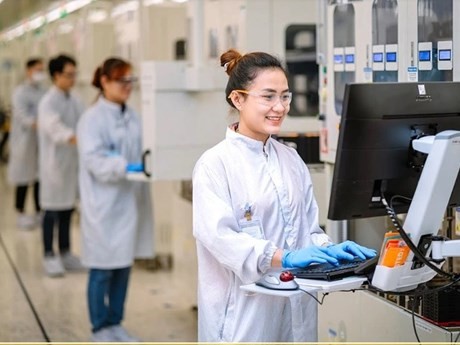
left=0, top=232, right=51, bottom=342
left=454, top=330, right=460, bottom=343
left=411, top=296, right=421, bottom=343
left=298, top=288, right=328, bottom=305
left=381, top=193, right=456, bottom=280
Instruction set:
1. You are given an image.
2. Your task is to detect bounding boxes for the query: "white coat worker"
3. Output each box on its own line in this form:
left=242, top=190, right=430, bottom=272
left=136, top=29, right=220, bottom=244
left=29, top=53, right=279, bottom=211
left=192, top=49, right=377, bottom=342
left=38, top=54, right=85, bottom=277
left=77, top=57, right=153, bottom=343
left=7, top=58, right=46, bottom=229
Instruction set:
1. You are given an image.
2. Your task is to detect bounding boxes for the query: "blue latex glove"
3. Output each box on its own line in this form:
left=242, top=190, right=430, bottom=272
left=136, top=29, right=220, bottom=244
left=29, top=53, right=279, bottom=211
left=325, top=240, right=377, bottom=261
left=282, top=246, right=339, bottom=269
left=126, top=163, right=144, bottom=172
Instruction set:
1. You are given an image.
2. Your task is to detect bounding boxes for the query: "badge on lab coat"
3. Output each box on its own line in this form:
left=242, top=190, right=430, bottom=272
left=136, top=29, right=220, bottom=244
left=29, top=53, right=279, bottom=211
left=238, top=203, right=265, bottom=239
left=239, top=219, right=265, bottom=239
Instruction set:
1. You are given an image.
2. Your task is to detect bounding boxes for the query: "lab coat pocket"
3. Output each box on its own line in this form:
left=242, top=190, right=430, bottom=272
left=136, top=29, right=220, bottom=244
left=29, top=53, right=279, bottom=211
left=238, top=218, right=265, bottom=240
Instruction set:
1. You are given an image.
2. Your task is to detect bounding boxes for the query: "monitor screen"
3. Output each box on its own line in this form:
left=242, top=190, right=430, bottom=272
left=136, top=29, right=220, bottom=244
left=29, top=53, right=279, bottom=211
left=419, top=50, right=431, bottom=62
left=328, top=82, right=460, bottom=220
left=373, top=52, right=383, bottom=63
left=345, top=54, right=354, bottom=64
left=438, top=49, right=452, bottom=61
left=334, top=54, right=343, bottom=64
left=386, top=52, right=397, bottom=63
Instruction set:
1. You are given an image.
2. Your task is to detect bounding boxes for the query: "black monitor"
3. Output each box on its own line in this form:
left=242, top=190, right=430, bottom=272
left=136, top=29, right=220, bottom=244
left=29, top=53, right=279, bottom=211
left=328, top=82, right=460, bottom=220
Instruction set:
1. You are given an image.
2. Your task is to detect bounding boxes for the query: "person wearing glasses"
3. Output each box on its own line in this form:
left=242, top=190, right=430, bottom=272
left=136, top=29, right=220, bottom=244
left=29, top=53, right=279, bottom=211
left=77, top=57, right=153, bottom=342
left=38, top=54, right=85, bottom=277
left=192, top=49, right=376, bottom=342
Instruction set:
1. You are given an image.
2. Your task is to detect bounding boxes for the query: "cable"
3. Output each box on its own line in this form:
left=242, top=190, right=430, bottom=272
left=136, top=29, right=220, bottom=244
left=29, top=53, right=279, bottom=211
left=411, top=295, right=421, bottom=343
left=298, top=288, right=328, bottom=305
left=381, top=192, right=456, bottom=280
left=454, top=330, right=460, bottom=343
left=0, top=232, right=51, bottom=342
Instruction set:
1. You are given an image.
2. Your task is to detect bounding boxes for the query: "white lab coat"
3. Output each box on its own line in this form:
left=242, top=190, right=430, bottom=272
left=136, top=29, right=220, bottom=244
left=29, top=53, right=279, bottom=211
left=193, top=126, right=332, bottom=342
left=77, top=96, right=153, bottom=269
left=38, top=86, right=84, bottom=210
left=7, top=81, right=45, bottom=185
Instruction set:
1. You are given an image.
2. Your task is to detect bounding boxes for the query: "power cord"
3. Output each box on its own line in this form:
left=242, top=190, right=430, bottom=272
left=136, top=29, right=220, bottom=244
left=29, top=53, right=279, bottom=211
left=298, top=288, right=328, bottom=305
left=381, top=192, right=457, bottom=280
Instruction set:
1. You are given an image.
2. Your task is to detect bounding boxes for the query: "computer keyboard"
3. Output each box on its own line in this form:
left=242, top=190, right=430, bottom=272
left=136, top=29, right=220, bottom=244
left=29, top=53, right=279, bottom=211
left=290, top=257, right=376, bottom=281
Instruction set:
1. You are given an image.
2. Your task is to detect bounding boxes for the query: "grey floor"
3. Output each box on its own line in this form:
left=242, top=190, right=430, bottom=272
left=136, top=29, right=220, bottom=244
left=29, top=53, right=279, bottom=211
left=0, top=164, right=197, bottom=342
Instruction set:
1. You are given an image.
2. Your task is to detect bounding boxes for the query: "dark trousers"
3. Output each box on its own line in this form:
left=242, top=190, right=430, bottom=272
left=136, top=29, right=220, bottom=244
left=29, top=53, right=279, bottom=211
left=43, top=209, right=73, bottom=256
left=0, top=132, right=8, bottom=162
left=88, top=267, right=131, bottom=332
left=15, top=182, right=40, bottom=213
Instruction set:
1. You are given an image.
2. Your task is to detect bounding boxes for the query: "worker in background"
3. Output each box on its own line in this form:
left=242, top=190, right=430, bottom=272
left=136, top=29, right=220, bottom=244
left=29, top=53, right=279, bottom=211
left=38, top=54, right=85, bottom=277
left=192, top=49, right=376, bottom=342
left=7, top=58, right=46, bottom=229
left=77, top=57, right=153, bottom=342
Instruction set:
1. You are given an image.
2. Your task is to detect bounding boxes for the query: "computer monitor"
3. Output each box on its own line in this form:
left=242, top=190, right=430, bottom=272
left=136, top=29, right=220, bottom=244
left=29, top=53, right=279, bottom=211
left=328, top=82, right=460, bottom=291
left=328, top=82, right=460, bottom=220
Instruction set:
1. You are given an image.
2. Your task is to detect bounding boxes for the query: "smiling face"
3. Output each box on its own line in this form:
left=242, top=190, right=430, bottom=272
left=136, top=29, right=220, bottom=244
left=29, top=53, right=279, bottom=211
left=229, top=68, right=290, bottom=142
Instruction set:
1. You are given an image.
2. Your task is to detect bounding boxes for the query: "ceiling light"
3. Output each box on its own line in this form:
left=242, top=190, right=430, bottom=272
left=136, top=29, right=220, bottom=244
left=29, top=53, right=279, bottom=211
left=88, top=9, right=107, bottom=23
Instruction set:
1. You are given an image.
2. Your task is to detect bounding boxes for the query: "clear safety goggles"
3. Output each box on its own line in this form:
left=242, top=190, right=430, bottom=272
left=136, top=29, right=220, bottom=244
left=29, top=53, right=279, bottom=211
left=114, top=76, right=138, bottom=86
left=230, top=89, right=292, bottom=107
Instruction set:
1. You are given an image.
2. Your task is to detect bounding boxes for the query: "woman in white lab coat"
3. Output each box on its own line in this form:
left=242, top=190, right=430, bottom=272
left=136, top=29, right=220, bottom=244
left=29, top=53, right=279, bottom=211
left=8, top=58, right=46, bottom=228
left=192, top=49, right=376, bottom=342
left=77, top=57, right=153, bottom=343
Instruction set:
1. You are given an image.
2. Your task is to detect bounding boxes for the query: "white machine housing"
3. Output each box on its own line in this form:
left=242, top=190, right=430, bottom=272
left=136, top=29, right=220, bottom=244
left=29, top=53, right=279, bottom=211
left=372, top=130, right=460, bottom=291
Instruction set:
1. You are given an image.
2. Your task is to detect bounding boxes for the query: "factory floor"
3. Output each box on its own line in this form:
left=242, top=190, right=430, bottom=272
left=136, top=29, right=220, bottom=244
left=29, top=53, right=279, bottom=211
left=0, top=164, right=197, bottom=342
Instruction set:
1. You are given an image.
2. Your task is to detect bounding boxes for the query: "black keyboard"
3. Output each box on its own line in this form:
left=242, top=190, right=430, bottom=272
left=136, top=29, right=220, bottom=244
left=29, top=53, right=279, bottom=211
left=290, top=257, right=371, bottom=281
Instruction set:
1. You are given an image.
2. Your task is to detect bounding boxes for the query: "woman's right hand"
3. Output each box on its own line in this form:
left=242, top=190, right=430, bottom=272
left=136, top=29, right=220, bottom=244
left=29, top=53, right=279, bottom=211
left=281, top=246, right=338, bottom=269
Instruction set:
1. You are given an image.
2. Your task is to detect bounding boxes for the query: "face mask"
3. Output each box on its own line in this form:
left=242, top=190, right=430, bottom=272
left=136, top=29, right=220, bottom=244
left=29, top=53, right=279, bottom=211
left=31, top=71, right=47, bottom=84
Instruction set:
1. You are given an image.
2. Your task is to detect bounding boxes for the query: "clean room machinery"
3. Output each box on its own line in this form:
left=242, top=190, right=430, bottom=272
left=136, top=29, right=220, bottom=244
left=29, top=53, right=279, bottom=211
left=316, top=0, right=460, bottom=341
left=0, top=0, right=459, bottom=342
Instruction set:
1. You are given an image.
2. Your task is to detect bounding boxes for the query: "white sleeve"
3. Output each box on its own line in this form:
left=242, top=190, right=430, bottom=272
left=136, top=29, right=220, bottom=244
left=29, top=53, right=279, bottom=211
left=12, top=88, right=35, bottom=128
left=193, top=160, right=277, bottom=284
left=39, top=107, right=74, bottom=144
left=77, top=115, right=127, bottom=183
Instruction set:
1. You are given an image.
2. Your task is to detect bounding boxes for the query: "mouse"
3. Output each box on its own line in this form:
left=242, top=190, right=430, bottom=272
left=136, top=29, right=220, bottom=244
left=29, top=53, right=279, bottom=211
left=255, top=271, right=299, bottom=291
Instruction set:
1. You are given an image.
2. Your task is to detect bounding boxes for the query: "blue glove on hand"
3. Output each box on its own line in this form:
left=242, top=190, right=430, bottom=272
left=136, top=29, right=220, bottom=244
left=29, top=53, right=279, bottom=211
left=325, top=240, right=377, bottom=261
left=126, top=163, right=144, bottom=172
left=282, top=246, right=339, bottom=269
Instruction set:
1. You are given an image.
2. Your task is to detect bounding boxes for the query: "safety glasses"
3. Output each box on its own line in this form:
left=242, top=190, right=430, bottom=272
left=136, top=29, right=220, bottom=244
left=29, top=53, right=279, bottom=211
left=230, top=89, right=292, bottom=107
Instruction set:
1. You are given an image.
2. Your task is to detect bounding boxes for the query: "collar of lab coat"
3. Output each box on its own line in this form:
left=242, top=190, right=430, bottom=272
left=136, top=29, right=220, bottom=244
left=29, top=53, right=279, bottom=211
left=97, top=96, right=127, bottom=115
left=50, top=85, right=71, bottom=99
left=226, top=123, right=272, bottom=154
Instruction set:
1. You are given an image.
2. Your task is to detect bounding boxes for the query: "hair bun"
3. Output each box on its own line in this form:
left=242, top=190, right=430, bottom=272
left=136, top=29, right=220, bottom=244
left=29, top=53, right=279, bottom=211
left=220, top=49, right=243, bottom=76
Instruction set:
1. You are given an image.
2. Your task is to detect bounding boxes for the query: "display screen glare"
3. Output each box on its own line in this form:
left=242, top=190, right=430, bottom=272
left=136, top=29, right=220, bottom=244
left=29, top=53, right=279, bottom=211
left=345, top=54, right=354, bottom=63
left=439, top=50, right=452, bottom=61
left=373, top=52, right=383, bottom=63
left=419, top=50, right=431, bottom=62
left=386, top=52, right=397, bottom=62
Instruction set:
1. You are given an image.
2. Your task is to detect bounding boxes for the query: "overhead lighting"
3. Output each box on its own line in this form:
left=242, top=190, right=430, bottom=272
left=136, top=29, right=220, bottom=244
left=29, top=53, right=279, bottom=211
left=0, top=0, right=94, bottom=41
left=111, top=0, right=139, bottom=18
left=28, top=15, right=46, bottom=30
left=87, top=9, right=107, bottom=23
left=144, top=0, right=164, bottom=5
left=66, top=0, right=92, bottom=13
left=57, top=22, right=74, bottom=34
